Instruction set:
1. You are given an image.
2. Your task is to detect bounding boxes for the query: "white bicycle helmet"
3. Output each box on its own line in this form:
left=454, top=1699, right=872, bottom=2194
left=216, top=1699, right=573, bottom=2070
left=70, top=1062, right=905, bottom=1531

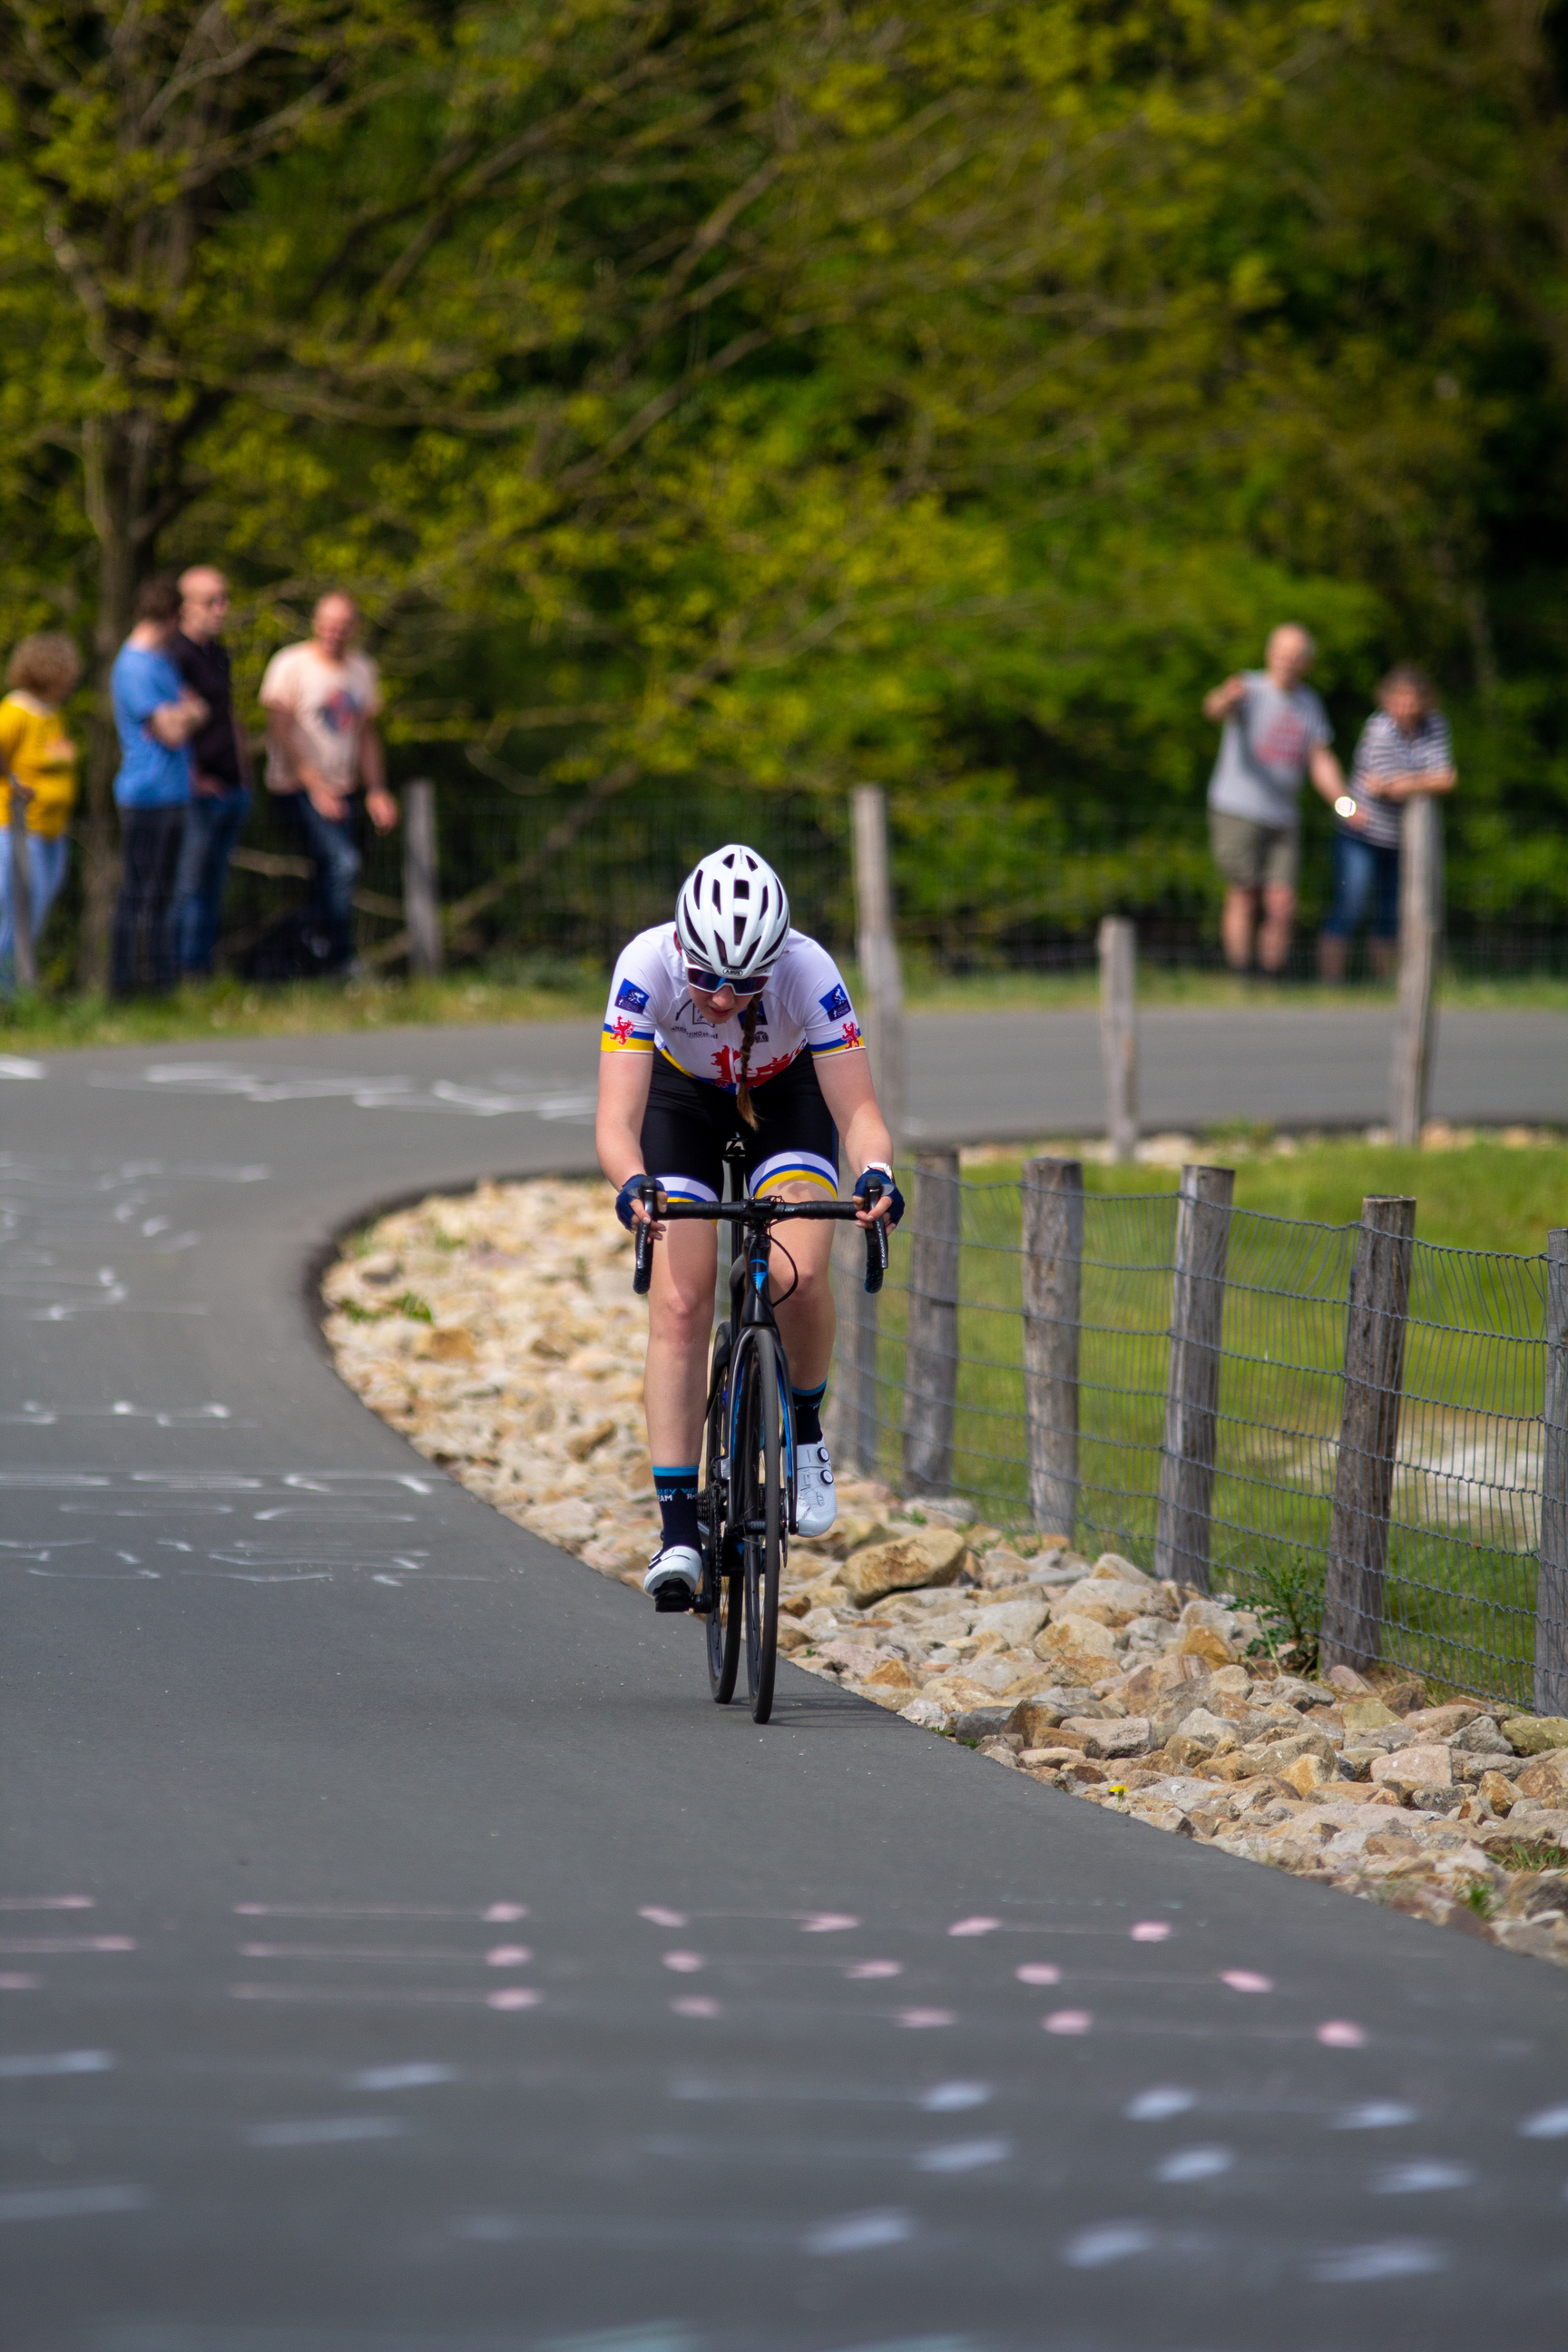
left=674, top=844, right=791, bottom=983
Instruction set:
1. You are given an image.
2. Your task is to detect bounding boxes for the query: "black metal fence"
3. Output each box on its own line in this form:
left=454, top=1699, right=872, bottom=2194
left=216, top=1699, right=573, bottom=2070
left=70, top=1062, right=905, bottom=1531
left=828, top=1160, right=1568, bottom=1716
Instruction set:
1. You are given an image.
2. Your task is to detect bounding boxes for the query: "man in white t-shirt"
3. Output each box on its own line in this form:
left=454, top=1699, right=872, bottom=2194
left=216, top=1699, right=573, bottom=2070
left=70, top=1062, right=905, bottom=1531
left=1202, top=623, right=1345, bottom=975
left=260, top=593, right=397, bottom=972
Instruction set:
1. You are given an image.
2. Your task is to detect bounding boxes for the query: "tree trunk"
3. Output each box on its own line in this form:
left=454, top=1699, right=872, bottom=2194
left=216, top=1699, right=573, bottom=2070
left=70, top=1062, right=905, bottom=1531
left=77, top=413, right=144, bottom=990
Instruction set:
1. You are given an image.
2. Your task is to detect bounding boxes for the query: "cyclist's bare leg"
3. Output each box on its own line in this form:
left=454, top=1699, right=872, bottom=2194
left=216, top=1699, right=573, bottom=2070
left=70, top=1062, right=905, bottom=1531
left=644, top=1214, right=718, bottom=1468
left=765, top=1181, right=836, bottom=1391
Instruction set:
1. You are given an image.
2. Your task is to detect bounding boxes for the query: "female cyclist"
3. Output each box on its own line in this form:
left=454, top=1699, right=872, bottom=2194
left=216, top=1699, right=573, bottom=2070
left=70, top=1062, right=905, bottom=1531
left=596, top=844, right=904, bottom=1604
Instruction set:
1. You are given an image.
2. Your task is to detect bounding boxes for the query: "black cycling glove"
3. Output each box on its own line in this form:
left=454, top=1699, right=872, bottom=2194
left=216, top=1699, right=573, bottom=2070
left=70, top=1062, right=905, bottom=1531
left=615, top=1173, right=654, bottom=1231
left=853, top=1164, right=905, bottom=1226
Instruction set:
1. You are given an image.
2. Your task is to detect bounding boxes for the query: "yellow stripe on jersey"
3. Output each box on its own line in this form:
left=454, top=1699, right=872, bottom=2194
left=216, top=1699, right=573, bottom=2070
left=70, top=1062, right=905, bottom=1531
left=601, top=1021, right=654, bottom=1054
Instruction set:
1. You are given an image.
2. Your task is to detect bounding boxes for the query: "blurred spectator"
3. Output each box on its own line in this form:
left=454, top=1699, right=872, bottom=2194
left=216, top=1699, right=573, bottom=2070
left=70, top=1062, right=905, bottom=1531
left=110, top=579, right=207, bottom=997
left=260, top=593, right=397, bottom=976
left=169, top=565, right=251, bottom=978
left=1203, top=623, right=1346, bottom=975
left=1318, top=664, right=1456, bottom=985
left=0, top=632, right=83, bottom=993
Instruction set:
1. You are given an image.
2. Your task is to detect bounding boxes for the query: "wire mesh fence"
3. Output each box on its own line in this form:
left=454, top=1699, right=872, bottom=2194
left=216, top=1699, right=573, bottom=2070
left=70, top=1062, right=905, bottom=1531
left=201, top=783, right=1568, bottom=984
left=828, top=1162, right=1566, bottom=1716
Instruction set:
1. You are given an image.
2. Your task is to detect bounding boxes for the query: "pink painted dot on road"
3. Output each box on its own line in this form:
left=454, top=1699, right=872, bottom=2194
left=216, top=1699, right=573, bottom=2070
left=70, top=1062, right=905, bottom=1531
left=1043, top=2009, right=1093, bottom=2035
left=846, top=1960, right=903, bottom=1980
left=485, top=1903, right=527, bottom=1923
left=485, top=1987, right=541, bottom=2011
left=671, top=1995, right=720, bottom=2018
left=897, top=2008, right=956, bottom=2029
left=662, top=1951, right=705, bottom=1974
left=1130, top=1921, right=1171, bottom=1943
left=0, top=1975, right=39, bottom=1990
left=1015, top=1963, right=1062, bottom=1986
left=1220, top=1970, right=1274, bottom=1994
left=800, top=1914, right=860, bottom=1933
left=948, top=1916, right=1002, bottom=1938
left=1318, top=2020, right=1367, bottom=2048
left=640, top=1906, right=687, bottom=1928
left=485, top=1945, right=532, bottom=1967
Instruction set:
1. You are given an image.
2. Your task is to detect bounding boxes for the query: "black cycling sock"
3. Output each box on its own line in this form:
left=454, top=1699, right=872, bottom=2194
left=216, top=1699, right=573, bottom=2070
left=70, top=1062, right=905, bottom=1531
left=791, top=1381, right=827, bottom=1446
left=653, top=1464, right=701, bottom=1553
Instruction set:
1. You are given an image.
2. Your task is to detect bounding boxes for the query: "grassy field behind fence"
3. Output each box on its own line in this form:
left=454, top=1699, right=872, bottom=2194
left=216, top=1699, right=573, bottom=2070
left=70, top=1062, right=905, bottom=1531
left=836, top=1162, right=1554, bottom=1710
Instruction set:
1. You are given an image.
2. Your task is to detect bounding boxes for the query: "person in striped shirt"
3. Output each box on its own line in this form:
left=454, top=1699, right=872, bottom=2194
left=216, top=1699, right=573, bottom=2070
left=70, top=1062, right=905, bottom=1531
left=1318, top=665, right=1456, bottom=985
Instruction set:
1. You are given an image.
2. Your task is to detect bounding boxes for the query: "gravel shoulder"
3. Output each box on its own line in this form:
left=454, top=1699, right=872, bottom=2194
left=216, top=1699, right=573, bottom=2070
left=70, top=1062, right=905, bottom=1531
left=323, top=1174, right=1568, bottom=1974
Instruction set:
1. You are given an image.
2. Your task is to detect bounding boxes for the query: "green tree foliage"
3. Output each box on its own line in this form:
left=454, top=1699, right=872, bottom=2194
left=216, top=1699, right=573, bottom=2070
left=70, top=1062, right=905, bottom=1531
left=1, top=0, right=1563, bottom=977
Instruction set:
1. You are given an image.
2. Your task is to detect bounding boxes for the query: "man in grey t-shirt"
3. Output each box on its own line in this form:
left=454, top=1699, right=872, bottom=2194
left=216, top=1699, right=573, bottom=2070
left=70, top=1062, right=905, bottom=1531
left=1203, top=623, right=1344, bottom=974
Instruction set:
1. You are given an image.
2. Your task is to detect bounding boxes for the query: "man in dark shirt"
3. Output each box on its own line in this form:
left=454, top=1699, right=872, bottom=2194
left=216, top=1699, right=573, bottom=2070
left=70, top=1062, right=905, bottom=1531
left=168, top=565, right=252, bottom=977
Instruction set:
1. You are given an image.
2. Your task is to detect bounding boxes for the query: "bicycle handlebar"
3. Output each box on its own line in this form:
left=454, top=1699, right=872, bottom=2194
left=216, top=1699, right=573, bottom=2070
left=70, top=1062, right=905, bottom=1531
left=632, top=1181, right=888, bottom=1296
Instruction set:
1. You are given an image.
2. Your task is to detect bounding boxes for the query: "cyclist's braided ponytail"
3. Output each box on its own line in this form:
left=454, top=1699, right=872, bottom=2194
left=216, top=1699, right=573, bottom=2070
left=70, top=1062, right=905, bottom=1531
left=735, top=997, right=762, bottom=1132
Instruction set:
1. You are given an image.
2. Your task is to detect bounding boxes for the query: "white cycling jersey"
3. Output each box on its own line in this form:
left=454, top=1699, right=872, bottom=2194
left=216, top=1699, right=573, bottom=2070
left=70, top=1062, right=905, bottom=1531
left=601, top=925, right=864, bottom=1093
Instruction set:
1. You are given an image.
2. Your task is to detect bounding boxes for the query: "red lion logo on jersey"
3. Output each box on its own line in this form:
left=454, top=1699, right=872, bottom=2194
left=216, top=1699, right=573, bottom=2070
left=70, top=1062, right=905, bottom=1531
left=840, top=1018, right=862, bottom=1049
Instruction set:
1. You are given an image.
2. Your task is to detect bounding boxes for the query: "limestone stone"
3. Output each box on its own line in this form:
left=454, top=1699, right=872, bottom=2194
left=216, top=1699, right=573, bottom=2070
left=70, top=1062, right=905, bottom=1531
left=1402, top=1702, right=1483, bottom=1739
left=1279, top=1750, right=1334, bottom=1798
left=1503, top=1715, right=1568, bottom=1757
left=972, top=1595, right=1049, bottom=1650
left=1341, top=1696, right=1400, bottom=1734
left=1037, top=1612, right=1120, bottom=1664
left=1514, top=1751, right=1568, bottom=1803
left=837, top=1526, right=969, bottom=1605
left=898, top=1697, right=953, bottom=1730
left=1370, top=1745, right=1453, bottom=1789
left=1067, top=1716, right=1151, bottom=1760
left=1479, top=1770, right=1520, bottom=1814
left=1176, top=1625, right=1236, bottom=1670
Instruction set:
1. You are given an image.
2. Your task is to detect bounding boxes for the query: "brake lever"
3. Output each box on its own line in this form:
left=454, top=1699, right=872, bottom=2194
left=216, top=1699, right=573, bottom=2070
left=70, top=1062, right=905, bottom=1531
left=861, top=1178, right=888, bottom=1295
left=632, top=1178, right=661, bottom=1295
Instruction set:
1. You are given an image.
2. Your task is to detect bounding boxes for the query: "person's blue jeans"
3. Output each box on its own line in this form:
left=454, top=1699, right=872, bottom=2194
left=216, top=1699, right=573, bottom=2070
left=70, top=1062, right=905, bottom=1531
left=171, top=786, right=250, bottom=976
left=287, top=792, right=361, bottom=971
left=0, top=828, right=70, bottom=993
left=1323, top=827, right=1400, bottom=941
left=112, top=803, right=186, bottom=997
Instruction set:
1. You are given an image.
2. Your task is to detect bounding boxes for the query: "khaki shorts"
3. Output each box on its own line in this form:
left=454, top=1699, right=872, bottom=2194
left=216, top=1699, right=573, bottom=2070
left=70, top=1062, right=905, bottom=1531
left=1209, top=809, right=1298, bottom=892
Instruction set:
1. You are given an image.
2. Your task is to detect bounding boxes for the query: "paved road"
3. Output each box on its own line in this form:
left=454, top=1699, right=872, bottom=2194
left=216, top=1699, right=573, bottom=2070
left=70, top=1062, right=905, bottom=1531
left=901, top=1005, right=1564, bottom=1141
left=4, top=1032, right=1567, bottom=2352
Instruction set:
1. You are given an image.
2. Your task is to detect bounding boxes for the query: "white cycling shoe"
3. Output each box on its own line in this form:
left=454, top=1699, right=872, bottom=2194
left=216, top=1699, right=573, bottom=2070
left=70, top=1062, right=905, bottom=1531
left=793, top=1441, right=837, bottom=1538
left=643, top=1543, right=702, bottom=1604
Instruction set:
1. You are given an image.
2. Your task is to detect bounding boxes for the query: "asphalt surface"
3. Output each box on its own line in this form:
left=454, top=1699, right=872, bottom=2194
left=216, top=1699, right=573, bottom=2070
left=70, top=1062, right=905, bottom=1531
left=3, top=1022, right=1567, bottom=2352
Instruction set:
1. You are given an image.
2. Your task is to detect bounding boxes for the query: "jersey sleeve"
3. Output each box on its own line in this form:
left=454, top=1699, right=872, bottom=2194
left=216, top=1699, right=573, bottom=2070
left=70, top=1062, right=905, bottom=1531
left=795, top=941, right=866, bottom=1059
left=601, top=940, right=658, bottom=1057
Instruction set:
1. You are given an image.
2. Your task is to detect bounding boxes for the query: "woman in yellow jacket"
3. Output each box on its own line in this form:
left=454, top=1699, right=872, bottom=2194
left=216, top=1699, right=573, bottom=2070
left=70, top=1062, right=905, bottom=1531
left=0, top=632, right=83, bottom=990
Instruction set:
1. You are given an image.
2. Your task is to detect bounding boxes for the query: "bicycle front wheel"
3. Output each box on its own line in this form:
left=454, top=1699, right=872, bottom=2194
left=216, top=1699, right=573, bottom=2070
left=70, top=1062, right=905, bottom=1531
left=702, top=1323, right=741, bottom=1705
left=736, top=1326, right=789, bottom=1724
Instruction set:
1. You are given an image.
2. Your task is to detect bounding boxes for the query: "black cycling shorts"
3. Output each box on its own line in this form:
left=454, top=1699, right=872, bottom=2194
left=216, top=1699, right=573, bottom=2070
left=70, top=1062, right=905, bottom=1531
left=640, top=1050, right=839, bottom=1205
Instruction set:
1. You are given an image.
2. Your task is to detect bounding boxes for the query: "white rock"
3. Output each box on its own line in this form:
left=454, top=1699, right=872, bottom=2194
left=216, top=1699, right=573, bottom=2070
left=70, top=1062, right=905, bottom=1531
left=972, top=1596, right=1048, bottom=1649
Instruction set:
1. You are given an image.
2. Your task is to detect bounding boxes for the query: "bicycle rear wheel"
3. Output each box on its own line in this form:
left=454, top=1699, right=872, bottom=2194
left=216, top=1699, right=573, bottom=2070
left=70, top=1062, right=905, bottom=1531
left=702, top=1323, right=741, bottom=1704
left=737, top=1326, right=788, bottom=1724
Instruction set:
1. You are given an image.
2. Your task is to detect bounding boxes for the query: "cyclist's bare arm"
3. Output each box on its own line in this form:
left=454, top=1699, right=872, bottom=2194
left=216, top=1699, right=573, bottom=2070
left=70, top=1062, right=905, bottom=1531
left=814, top=1052, right=896, bottom=1222
left=596, top=1052, right=662, bottom=1227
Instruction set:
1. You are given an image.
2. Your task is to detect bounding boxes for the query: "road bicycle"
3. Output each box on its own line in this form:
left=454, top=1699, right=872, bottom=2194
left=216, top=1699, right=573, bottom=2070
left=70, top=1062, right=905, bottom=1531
left=632, top=1143, right=888, bottom=1723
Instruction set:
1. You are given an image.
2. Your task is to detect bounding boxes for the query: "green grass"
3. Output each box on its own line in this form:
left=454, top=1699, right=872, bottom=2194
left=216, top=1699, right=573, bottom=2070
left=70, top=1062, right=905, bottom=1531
left=849, top=1133, right=1563, bottom=1712
left=4, top=956, right=1564, bottom=1054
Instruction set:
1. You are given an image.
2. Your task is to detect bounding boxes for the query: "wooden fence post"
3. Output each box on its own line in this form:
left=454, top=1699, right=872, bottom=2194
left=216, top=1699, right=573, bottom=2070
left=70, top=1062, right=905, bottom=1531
left=6, top=790, right=36, bottom=991
left=902, top=1147, right=960, bottom=1494
left=1390, top=795, right=1440, bottom=1145
left=1098, top=915, right=1137, bottom=1164
left=1153, top=1163, right=1236, bottom=1593
left=852, top=784, right=906, bottom=1152
left=403, top=779, right=442, bottom=977
left=1535, top=1228, right=1568, bottom=1716
left=1320, top=1194, right=1417, bottom=1671
left=1022, top=1156, right=1083, bottom=1537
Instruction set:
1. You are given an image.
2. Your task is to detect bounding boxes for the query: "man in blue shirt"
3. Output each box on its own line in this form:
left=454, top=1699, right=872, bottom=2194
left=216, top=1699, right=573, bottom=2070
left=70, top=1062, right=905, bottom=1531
left=110, top=578, right=207, bottom=996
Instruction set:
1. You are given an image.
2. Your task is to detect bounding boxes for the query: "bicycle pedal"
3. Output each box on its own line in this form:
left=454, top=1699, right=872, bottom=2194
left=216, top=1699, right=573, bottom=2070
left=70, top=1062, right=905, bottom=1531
left=653, top=1584, right=693, bottom=1614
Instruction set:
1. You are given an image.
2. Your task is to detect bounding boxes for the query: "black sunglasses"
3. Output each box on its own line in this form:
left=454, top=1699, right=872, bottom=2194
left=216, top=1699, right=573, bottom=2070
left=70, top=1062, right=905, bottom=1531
left=685, top=965, right=772, bottom=995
